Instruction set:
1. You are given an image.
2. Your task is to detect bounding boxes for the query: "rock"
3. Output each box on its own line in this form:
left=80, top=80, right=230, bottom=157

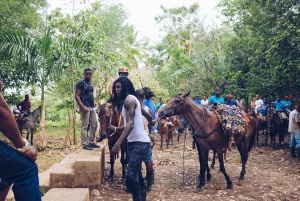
left=91, top=189, right=100, bottom=196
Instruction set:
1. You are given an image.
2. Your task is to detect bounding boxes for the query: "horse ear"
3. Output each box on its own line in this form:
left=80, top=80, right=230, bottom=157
left=182, top=91, right=190, bottom=98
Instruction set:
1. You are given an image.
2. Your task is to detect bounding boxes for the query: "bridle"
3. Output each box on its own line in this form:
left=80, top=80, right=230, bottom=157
left=163, top=95, right=221, bottom=139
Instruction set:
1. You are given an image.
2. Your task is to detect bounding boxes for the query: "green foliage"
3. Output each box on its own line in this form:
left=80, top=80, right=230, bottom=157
left=219, top=0, right=300, bottom=103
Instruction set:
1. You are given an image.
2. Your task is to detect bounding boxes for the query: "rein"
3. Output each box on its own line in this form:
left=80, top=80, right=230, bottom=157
left=105, top=106, right=122, bottom=137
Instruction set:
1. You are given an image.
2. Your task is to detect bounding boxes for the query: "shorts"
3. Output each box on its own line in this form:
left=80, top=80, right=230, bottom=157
left=142, top=149, right=152, bottom=163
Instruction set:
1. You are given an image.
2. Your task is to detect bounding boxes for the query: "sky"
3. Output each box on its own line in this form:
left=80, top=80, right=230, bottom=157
left=48, top=0, right=222, bottom=42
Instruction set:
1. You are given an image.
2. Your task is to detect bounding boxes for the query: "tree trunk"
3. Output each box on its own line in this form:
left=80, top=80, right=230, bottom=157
left=39, top=82, right=47, bottom=149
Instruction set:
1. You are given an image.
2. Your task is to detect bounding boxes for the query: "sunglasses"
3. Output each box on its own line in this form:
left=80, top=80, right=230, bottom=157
left=119, top=72, right=128, bottom=77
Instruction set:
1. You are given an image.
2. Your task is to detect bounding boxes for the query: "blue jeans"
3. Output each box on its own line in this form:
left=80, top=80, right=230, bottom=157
left=290, top=132, right=300, bottom=148
left=0, top=141, right=41, bottom=201
left=126, top=142, right=150, bottom=201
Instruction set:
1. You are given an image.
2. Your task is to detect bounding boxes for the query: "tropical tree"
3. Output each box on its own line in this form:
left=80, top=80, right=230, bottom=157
left=0, top=29, right=65, bottom=148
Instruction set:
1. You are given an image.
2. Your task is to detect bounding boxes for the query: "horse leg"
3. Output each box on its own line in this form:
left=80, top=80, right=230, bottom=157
left=256, top=130, right=259, bottom=147
left=194, top=142, right=208, bottom=192
left=206, top=159, right=211, bottom=181
left=237, top=138, right=249, bottom=185
left=30, top=129, right=34, bottom=145
left=265, top=129, right=268, bottom=146
left=108, top=153, right=115, bottom=182
left=217, top=148, right=232, bottom=189
left=211, top=150, right=216, bottom=169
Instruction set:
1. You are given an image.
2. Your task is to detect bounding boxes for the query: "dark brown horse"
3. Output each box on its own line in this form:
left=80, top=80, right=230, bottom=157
left=159, top=92, right=256, bottom=190
left=98, top=102, right=127, bottom=181
left=268, top=112, right=288, bottom=148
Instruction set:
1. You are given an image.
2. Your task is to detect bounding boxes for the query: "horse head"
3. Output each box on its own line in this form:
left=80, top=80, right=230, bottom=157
left=159, top=91, right=190, bottom=119
left=98, top=103, right=113, bottom=138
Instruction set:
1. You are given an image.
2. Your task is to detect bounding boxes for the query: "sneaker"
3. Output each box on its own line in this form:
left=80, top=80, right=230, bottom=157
left=89, top=143, right=101, bottom=148
left=83, top=145, right=93, bottom=150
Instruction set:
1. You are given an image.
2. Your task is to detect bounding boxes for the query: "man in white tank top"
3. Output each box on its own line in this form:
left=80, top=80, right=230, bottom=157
left=111, top=77, right=155, bottom=201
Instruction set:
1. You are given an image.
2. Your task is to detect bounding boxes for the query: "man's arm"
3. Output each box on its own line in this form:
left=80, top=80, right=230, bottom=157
left=0, top=82, right=37, bottom=161
left=75, top=88, right=89, bottom=112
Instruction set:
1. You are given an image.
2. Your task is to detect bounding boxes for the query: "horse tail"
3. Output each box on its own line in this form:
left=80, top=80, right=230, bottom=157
left=248, top=122, right=256, bottom=152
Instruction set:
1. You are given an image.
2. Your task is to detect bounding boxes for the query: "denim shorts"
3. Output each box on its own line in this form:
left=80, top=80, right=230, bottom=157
left=0, top=140, right=41, bottom=200
left=142, top=149, right=152, bottom=163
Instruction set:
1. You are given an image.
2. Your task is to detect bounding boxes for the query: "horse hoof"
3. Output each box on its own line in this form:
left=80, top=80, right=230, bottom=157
left=207, top=174, right=211, bottom=181
left=108, top=177, right=113, bottom=182
left=227, top=183, right=233, bottom=189
left=194, top=185, right=204, bottom=193
left=237, top=179, right=243, bottom=186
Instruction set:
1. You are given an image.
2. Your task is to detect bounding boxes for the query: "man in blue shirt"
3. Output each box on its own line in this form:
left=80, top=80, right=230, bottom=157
left=193, top=95, right=201, bottom=104
left=274, top=95, right=288, bottom=120
left=259, top=98, right=269, bottom=122
left=282, top=95, right=292, bottom=112
left=209, top=87, right=224, bottom=104
left=143, top=87, right=158, bottom=133
left=226, top=94, right=237, bottom=106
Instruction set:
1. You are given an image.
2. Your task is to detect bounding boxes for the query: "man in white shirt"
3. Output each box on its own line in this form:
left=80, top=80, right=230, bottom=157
left=201, top=95, right=209, bottom=107
left=254, top=94, right=263, bottom=113
left=111, top=77, right=155, bottom=201
left=288, top=104, right=300, bottom=159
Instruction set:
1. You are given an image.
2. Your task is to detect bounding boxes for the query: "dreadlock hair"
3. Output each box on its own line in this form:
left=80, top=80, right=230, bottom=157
left=112, top=77, right=137, bottom=112
left=143, top=87, right=155, bottom=99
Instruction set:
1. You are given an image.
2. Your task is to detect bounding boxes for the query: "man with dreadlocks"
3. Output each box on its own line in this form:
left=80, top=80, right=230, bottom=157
left=111, top=77, right=155, bottom=201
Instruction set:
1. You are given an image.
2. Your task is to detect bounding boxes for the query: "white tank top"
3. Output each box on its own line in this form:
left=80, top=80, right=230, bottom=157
left=122, top=95, right=150, bottom=143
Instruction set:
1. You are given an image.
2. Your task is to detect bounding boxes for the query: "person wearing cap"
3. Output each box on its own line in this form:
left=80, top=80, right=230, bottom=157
left=109, top=67, right=129, bottom=98
left=282, top=95, right=292, bottom=112
left=226, top=94, right=237, bottom=106
left=75, top=67, right=100, bottom=150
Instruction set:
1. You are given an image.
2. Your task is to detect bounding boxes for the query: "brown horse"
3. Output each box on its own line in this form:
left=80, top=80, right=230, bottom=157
left=158, top=117, right=175, bottom=148
left=159, top=92, right=256, bottom=190
left=98, top=102, right=127, bottom=181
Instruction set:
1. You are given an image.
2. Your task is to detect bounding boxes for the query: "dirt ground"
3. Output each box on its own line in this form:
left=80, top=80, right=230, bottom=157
left=92, top=134, right=300, bottom=201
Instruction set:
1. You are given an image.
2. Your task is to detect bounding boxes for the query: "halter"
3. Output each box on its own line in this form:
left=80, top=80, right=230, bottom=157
left=105, top=106, right=122, bottom=137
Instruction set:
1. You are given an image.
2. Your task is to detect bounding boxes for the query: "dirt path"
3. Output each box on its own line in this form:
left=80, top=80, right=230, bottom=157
left=92, top=137, right=300, bottom=201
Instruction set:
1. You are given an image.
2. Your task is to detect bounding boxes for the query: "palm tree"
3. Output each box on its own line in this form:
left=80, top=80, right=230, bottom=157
left=0, top=29, right=64, bottom=149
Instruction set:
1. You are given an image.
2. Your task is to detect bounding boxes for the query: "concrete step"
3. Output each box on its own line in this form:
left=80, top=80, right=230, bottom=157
left=42, top=188, right=90, bottom=201
left=49, top=145, right=105, bottom=189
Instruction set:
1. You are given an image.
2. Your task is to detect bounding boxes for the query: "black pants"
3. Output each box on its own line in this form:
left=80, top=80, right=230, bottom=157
left=126, top=142, right=150, bottom=201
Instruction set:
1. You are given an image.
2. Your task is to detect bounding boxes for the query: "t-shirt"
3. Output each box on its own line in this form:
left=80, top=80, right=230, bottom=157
left=201, top=99, right=209, bottom=106
left=255, top=99, right=263, bottom=110
left=282, top=100, right=292, bottom=111
left=17, top=100, right=31, bottom=112
left=76, top=79, right=95, bottom=108
left=193, top=99, right=201, bottom=104
left=274, top=100, right=285, bottom=111
left=209, top=95, right=224, bottom=104
left=227, top=100, right=237, bottom=106
left=259, top=103, right=269, bottom=116
left=143, top=99, right=157, bottom=131
left=237, top=100, right=243, bottom=107
left=156, top=103, right=163, bottom=110
left=288, top=109, right=300, bottom=133
left=122, top=95, right=150, bottom=143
